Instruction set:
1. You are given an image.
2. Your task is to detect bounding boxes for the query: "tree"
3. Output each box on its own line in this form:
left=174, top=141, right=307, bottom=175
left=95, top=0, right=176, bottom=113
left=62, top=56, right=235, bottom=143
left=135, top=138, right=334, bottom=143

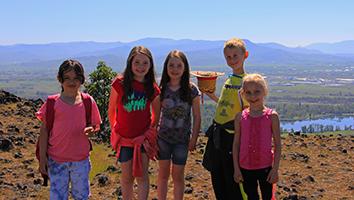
left=85, top=61, right=117, bottom=142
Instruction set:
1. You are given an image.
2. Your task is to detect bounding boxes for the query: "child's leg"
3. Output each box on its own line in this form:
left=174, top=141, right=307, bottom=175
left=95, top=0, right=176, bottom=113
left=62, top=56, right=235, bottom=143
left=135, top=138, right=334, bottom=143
left=258, top=167, right=273, bottom=200
left=48, top=157, right=70, bottom=200
left=172, top=164, right=185, bottom=200
left=157, top=138, right=173, bottom=200
left=157, top=160, right=171, bottom=200
left=171, top=143, right=188, bottom=200
left=241, top=168, right=260, bottom=200
left=69, top=157, right=91, bottom=200
left=119, top=147, right=135, bottom=200
left=135, top=153, right=150, bottom=200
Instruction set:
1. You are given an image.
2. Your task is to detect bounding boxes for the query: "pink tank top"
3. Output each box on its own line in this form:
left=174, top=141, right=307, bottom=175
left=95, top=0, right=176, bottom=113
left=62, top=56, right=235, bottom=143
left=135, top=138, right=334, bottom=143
left=239, top=108, right=273, bottom=170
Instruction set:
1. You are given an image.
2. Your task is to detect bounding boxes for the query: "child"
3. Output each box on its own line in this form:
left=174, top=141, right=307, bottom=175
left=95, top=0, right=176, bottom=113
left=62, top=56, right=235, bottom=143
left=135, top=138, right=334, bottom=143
left=36, top=59, right=102, bottom=199
left=157, top=50, right=201, bottom=200
left=232, top=74, right=281, bottom=200
left=108, top=46, right=160, bottom=200
left=203, top=38, right=249, bottom=199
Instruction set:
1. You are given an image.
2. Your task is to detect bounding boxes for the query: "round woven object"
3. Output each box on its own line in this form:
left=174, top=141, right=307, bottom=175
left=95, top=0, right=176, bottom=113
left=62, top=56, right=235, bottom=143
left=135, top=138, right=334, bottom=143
left=190, top=71, right=224, bottom=93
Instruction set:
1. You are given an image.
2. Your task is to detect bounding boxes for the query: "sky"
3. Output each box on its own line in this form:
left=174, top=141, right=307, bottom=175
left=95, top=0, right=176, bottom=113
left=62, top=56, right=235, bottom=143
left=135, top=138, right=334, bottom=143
left=1, top=0, right=353, bottom=47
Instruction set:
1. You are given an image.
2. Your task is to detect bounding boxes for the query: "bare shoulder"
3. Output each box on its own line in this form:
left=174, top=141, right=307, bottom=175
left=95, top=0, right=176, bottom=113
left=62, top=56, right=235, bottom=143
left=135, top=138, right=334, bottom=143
left=235, top=112, right=242, bottom=121
left=271, top=110, right=279, bottom=121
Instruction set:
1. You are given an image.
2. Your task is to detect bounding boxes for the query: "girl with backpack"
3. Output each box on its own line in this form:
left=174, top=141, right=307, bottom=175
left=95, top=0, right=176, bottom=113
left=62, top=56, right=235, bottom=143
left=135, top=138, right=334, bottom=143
left=36, top=59, right=102, bottom=199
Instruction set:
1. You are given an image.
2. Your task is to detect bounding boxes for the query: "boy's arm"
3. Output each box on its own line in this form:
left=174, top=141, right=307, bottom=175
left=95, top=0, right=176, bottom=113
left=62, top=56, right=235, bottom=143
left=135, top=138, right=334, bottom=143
left=108, top=86, right=118, bottom=130
left=151, top=95, right=161, bottom=129
left=232, top=112, right=243, bottom=182
left=204, top=92, right=219, bottom=103
left=189, top=95, right=201, bottom=151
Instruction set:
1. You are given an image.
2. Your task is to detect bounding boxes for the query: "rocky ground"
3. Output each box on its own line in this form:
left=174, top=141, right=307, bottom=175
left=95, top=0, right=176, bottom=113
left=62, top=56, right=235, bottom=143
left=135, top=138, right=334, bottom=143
left=0, top=90, right=353, bottom=200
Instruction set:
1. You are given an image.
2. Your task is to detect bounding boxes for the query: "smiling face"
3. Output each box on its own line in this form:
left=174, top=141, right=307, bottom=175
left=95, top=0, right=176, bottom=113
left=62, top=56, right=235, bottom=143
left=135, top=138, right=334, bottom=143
left=242, top=81, right=266, bottom=108
left=224, top=47, right=248, bottom=74
left=60, top=69, right=82, bottom=93
left=167, top=57, right=185, bottom=81
left=131, top=53, right=151, bottom=82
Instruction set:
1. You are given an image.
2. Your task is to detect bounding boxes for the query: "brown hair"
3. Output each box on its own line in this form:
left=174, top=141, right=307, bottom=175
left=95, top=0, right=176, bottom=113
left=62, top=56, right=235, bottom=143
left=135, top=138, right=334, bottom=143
left=159, top=50, right=192, bottom=104
left=57, top=59, right=85, bottom=92
left=224, top=38, right=246, bottom=54
left=122, top=46, right=156, bottom=104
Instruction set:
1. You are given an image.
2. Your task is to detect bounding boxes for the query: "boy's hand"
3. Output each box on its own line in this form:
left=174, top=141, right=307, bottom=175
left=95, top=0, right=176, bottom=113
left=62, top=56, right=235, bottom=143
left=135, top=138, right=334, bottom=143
left=84, top=126, right=95, bottom=136
left=267, top=168, right=279, bottom=183
left=188, top=137, right=198, bottom=151
left=204, top=92, right=218, bottom=102
left=233, top=168, right=243, bottom=183
left=39, top=157, right=48, bottom=176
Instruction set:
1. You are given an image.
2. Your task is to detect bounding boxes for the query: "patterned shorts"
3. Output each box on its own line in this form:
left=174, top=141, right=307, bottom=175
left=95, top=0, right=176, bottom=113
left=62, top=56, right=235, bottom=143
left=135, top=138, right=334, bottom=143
left=48, top=157, right=91, bottom=200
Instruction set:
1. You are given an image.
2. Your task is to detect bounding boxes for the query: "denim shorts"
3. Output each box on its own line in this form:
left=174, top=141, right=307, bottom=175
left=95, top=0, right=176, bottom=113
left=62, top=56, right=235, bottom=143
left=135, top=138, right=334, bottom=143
left=157, top=138, right=189, bottom=165
left=118, top=146, right=145, bottom=163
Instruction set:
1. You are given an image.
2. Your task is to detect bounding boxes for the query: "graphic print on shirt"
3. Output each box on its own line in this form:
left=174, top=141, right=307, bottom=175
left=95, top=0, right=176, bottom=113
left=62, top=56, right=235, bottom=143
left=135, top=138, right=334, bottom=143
left=123, top=90, right=147, bottom=112
left=162, top=97, right=186, bottom=129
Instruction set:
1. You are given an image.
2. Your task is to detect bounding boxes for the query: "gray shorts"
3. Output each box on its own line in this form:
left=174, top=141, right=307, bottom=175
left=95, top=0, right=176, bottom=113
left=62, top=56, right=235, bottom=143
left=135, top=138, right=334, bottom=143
left=157, top=138, right=188, bottom=165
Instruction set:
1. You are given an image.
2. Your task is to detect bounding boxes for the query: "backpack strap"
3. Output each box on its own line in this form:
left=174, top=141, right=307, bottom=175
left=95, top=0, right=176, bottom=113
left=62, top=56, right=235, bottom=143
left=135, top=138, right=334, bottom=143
left=45, top=94, right=60, bottom=135
left=81, top=93, right=92, bottom=126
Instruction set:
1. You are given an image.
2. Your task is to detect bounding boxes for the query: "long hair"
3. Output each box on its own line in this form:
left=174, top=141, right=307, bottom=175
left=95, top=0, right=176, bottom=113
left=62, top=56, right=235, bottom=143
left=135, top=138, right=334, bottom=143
left=122, top=46, right=156, bottom=104
left=160, top=50, right=192, bottom=104
left=57, top=59, right=85, bottom=92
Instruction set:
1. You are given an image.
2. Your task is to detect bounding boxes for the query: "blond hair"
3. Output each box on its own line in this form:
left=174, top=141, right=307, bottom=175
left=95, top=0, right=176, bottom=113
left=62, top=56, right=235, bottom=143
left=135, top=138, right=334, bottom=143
left=224, top=38, right=246, bottom=54
left=242, top=73, right=268, bottom=96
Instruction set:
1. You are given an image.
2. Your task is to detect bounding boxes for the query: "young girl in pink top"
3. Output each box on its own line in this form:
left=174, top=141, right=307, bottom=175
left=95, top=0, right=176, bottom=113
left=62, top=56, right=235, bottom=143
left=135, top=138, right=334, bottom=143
left=36, top=59, right=102, bottom=199
left=232, top=73, right=281, bottom=200
left=108, top=46, right=160, bottom=200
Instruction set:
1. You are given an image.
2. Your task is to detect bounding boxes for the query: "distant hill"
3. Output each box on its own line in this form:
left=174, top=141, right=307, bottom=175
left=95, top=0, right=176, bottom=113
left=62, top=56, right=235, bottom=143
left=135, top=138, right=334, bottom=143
left=1, top=38, right=354, bottom=72
left=305, top=40, right=354, bottom=55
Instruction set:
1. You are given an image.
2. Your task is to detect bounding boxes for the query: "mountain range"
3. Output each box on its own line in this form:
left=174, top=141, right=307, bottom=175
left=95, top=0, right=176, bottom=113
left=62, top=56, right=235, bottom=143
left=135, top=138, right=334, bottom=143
left=0, top=38, right=353, bottom=72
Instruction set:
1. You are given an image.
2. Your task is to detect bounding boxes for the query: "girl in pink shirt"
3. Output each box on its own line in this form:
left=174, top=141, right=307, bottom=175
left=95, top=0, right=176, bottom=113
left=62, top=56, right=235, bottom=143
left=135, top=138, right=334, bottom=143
left=232, top=74, right=281, bottom=200
left=36, top=59, right=101, bottom=199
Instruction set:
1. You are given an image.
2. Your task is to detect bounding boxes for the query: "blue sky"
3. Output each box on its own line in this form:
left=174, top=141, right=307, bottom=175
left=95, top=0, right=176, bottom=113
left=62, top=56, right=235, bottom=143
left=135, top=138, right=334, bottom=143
left=1, top=0, right=353, bottom=46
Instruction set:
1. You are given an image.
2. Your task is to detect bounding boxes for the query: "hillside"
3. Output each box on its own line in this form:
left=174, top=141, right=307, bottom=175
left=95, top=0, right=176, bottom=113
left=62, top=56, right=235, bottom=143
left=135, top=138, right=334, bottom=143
left=1, top=38, right=354, bottom=72
left=0, top=90, right=353, bottom=199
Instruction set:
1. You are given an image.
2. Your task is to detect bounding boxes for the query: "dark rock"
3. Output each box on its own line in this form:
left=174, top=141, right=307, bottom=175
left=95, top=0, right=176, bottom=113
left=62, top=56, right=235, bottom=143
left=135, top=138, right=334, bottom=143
left=14, top=152, right=23, bottom=159
left=112, top=186, right=123, bottom=197
left=289, top=152, right=309, bottom=163
left=184, top=186, right=193, bottom=194
left=0, top=90, right=21, bottom=104
left=151, top=183, right=157, bottom=189
left=185, top=173, right=194, bottom=181
left=26, top=172, right=35, bottom=178
left=33, top=178, right=42, bottom=185
left=0, top=138, right=13, bottom=151
left=283, top=194, right=298, bottom=200
left=283, top=186, right=291, bottom=192
left=342, top=149, right=347, bottom=153
left=106, top=165, right=118, bottom=173
left=317, top=188, right=325, bottom=192
left=16, top=183, right=27, bottom=190
left=304, top=175, right=315, bottom=182
left=96, top=174, right=109, bottom=186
